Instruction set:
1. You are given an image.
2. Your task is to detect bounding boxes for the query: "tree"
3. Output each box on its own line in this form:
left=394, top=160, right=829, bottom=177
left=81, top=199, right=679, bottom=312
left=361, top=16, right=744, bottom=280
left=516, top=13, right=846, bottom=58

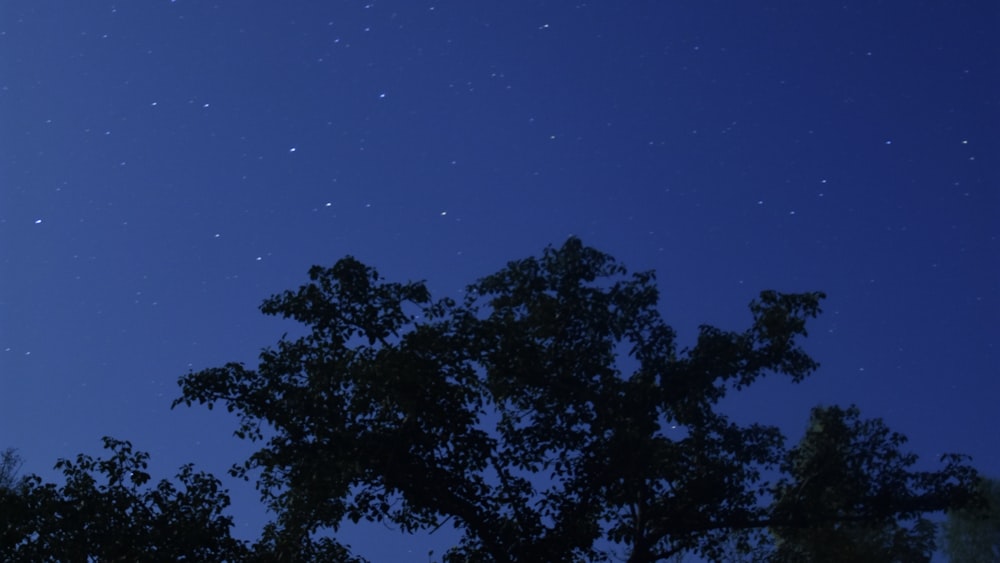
left=174, top=237, right=978, bottom=561
left=0, top=437, right=247, bottom=561
left=941, top=476, right=1000, bottom=562
left=767, top=405, right=976, bottom=562
left=0, top=447, right=25, bottom=491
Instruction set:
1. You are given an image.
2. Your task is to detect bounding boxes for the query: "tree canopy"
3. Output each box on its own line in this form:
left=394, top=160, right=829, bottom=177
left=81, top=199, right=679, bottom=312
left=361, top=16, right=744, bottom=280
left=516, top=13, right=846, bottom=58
left=0, top=437, right=246, bottom=561
left=168, top=237, right=978, bottom=561
left=941, top=476, right=1000, bottom=562
left=768, top=405, right=974, bottom=562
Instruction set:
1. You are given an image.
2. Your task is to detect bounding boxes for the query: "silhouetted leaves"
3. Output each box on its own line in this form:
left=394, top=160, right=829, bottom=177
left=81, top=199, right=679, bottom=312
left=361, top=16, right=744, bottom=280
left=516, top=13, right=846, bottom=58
left=0, top=437, right=246, bottom=561
left=172, top=237, right=978, bottom=561
left=768, top=406, right=977, bottom=562
left=941, top=476, right=1000, bottom=562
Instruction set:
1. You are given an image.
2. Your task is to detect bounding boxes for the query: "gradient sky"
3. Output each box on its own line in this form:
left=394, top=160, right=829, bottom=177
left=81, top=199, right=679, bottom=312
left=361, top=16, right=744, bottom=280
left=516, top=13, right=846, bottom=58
left=1, top=1, right=997, bottom=560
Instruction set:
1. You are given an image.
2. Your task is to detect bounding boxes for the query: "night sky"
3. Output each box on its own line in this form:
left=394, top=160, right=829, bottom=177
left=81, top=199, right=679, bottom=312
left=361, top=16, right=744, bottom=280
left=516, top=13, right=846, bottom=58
left=1, top=1, right=997, bottom=560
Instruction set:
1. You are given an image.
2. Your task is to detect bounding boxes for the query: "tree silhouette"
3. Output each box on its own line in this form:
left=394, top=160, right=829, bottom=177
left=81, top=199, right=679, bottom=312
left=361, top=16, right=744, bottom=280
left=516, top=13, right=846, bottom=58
left=173, top=237, right=978, bottom=561
left=941, top=476, right=1000, bottom=562
left=0, top=448, right=25, bottom=492
left=0, top=437, right=246, bottom=561
left=768, top=405, right=975, bottom=562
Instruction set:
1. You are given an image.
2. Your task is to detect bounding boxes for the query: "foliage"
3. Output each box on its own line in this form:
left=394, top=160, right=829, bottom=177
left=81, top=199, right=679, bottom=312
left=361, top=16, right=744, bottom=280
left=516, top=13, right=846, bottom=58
left=241, top=521, right=368, bottom=563
left=173, top=237, right=978, bottom=561
left=768, top=405, right=976, bottom=562
left=0, top=437, right=246, bottom=562
left=940, top=476, right=1000, bottom=562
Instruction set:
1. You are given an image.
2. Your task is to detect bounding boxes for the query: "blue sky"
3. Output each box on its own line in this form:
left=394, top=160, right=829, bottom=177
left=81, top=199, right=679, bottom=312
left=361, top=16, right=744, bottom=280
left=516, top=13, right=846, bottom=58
left=1, top=1, right=996, bottom=559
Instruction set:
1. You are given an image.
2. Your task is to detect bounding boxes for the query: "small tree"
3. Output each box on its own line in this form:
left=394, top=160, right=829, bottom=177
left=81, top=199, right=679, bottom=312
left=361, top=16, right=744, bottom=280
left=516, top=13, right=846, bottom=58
left=0, top=437, right=246, bottom=561
left=768, top=406, right=976, bottom=562
left=0, top=447, right=25, bottom=491
left=941, top=477, right=1000, bottom=562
